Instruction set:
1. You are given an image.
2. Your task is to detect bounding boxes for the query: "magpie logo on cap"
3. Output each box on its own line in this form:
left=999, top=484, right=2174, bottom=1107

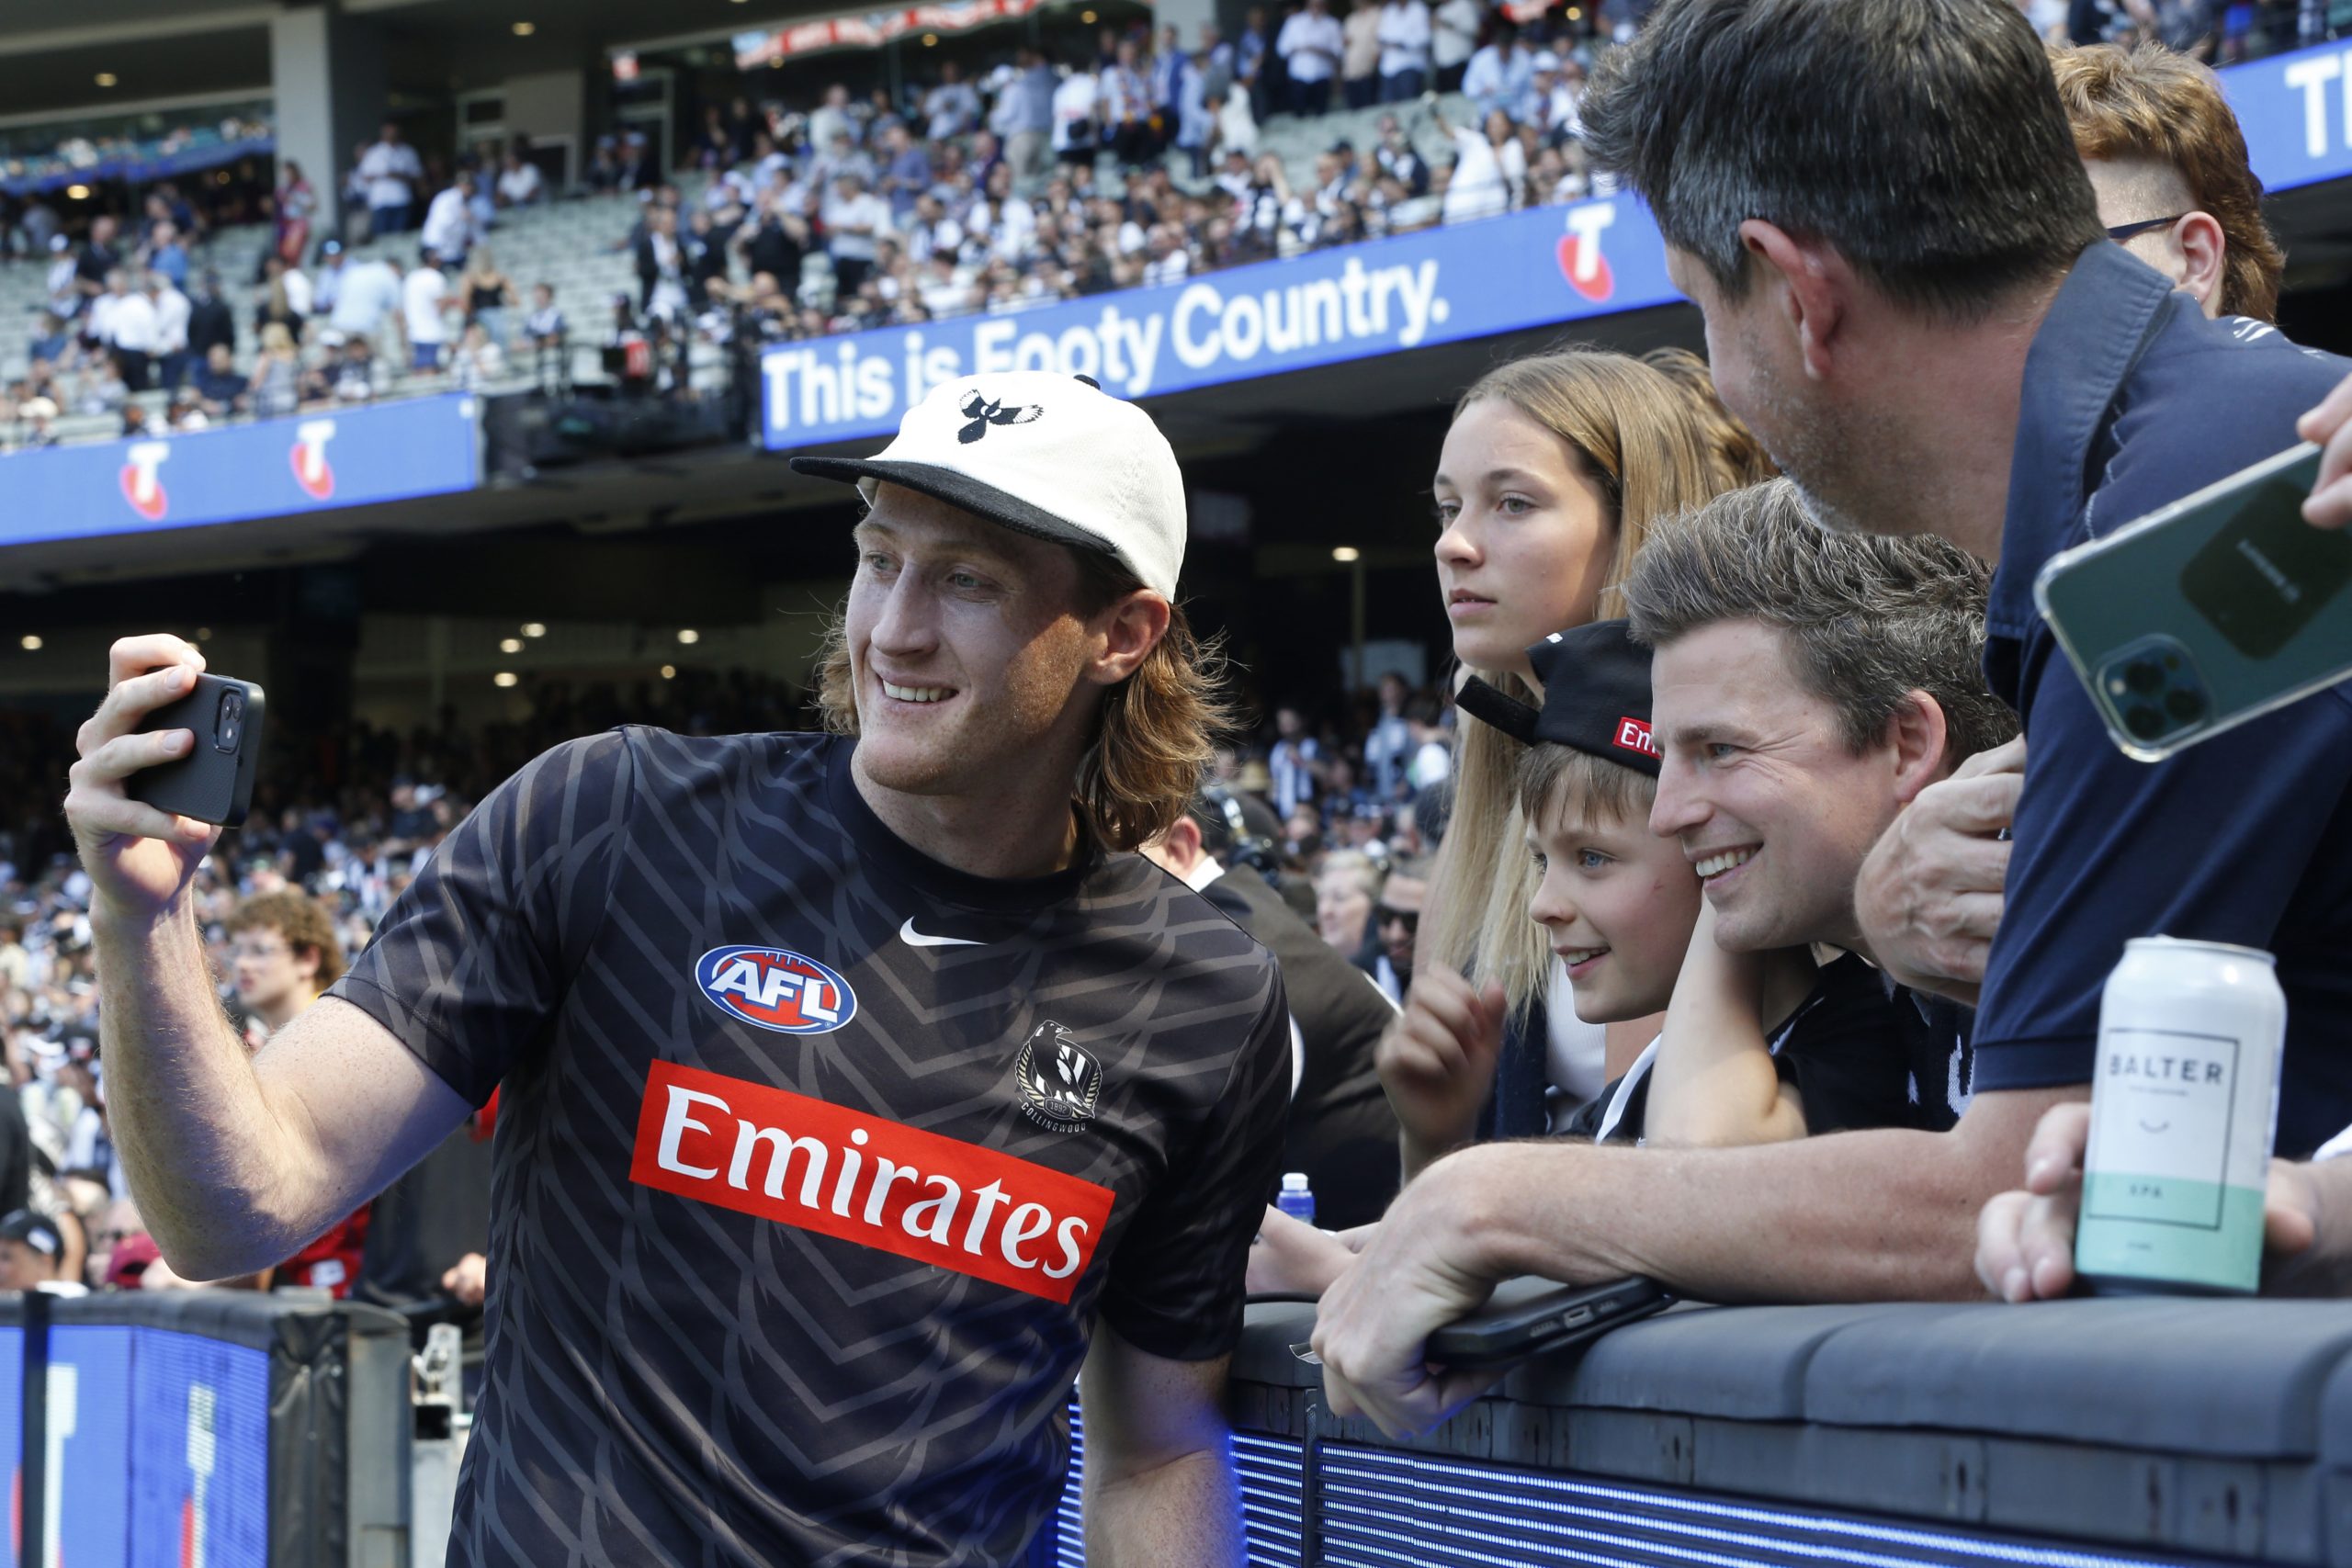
left=787, top=371, right=1187, bottom=599
left=958, top=391, right=1046, bottom=444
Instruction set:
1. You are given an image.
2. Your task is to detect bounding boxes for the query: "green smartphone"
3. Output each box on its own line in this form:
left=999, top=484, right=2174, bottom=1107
left=2034, top=444, right=2352, bottom=761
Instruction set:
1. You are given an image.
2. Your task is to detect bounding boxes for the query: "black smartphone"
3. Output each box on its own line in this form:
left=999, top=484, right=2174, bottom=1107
left=1423, top=1275, right=1673, bottom=1370
left=129, top=673, right=266, bottom=828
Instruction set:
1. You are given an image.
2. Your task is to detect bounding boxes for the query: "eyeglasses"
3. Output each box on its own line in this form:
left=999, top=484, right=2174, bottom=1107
left=1375, top=904, right=1419, bottom=932
left=2105, top=213, right=2187, bottom=243
left=229, top=941, right=289, bottom=961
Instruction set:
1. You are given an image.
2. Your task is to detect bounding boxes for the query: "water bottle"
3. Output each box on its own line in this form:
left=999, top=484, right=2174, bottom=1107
left=1275, top=1172, right=1316, bottom=1225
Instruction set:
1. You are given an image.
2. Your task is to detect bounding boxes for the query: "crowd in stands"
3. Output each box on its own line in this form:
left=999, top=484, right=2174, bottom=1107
left=0, top=0, right=2335, bottom=453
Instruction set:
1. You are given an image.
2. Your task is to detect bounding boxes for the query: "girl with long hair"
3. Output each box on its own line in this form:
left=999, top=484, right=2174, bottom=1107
left=1387, top=344, right=1770, bottom=1178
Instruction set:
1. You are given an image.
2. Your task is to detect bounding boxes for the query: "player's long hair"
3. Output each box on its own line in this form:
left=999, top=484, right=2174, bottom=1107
left=814, top=551, right=1235, bottom=853
left=1424, top=347, right=1773, bottom=1016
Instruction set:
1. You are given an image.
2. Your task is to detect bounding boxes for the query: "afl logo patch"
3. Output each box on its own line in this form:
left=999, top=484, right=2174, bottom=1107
left=1015, top=1022, right=1102, bottom=1133
left=695, top=946, right=857, bottom=1035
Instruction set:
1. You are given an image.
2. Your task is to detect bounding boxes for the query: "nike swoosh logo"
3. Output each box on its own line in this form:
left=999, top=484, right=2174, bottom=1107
left=900, top=918, right=984, bottom=948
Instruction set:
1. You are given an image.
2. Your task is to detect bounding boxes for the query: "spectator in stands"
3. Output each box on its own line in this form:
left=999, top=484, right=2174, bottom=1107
left=1315, top=848, right=1383, bottom=955
left=1463, top=23, right=1534, bottom=121
left=275, top=160, right=317, bottom=266
left=1144, top=787, right=1404, bottom=1229
left=74, top=215, right=123, bottom=308
left=462, top=248, right=518, bottom=350
left=144, top=220, right=189, bottom=289
left=525, top=283, right=567, bottom=391
left=253, top=254, right=309, bottom=341
left=186, top=270, right=234, bottom=366
left=220, top=891, right=370, bottom=1298
left=447, top=322, right=506, bottom=391
left=96, top=268, right=157, bottom=393
left=1431, top=0, right=1481, bottom=90
left=1378, top=0, right=1433, bottom=100
left=1051, top=54, right=1103, bottom=170
left=496, top=146, right=544, bottom=208
left=2051, top=41, right=2283, bottom=322
left=357, top=121, right=424, bottom=238
left=1101, top=38, right=1154, bottom=169
left=190, top=343, right=247, bottom=417
left=43, top=235, right=81, bottom=322
left=876, top=123, right=933, bottom=223
left=0, top=1210, right=80, bottom=1296
left=1343, top=0, right=1385, bottom=108
left=1430, top=100, right=1514, bottom=223
left=250, top=322, right=301, bottom=418
left=148, top=270, right=192, bottom=393
left=820, top=171, right=889, bottom=297
left=329, top=250, right=401, bottom=354
left=325, top=331, right=381, bottom=403
left=1368, top=856, right=1428, bottom=1004
left=994, top=47, right=1059, bottom=188
left=1279, top=0, right=1348, bottom=114
left=924, top=61, right=980, bottom=142
left=422, top=169, right=478, bottom=269
left=401, top=253, right=454, bottom=374
left=1268, top=704, right=1321, bottom=818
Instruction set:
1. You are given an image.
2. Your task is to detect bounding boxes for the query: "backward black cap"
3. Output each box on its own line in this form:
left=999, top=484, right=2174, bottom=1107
left=1454, top=619, right=1661, bottom=776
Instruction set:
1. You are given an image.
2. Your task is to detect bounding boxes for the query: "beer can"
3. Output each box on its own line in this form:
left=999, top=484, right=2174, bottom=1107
left=2075, top=937, right=2285, bottom=1295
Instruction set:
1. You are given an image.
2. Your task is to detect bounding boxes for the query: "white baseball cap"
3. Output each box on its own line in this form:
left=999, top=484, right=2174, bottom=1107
left=789, top=371, right=1187, bottom=599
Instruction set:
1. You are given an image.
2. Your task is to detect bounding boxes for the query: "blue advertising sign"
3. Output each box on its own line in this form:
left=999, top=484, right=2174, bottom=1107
left=128, top=1329, right=272, bottom=1568
left=2225, top=40, right=2352, bottom=193
left=759, top=194, right=1679, bottom=450
left=0, top=392, right=481, bottom=549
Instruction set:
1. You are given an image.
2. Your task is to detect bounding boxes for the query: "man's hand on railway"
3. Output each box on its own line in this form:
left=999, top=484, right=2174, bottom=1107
left=1311, top=1147, right=1507, bottom=1439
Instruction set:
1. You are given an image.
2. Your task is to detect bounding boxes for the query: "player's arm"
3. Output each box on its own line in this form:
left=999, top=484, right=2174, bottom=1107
left=68, top=636, right=473, bottom=1281
left=1080, top=1325, right=1245, bottom=1568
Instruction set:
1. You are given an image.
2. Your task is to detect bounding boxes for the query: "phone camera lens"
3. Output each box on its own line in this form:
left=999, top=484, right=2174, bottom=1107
left=2125, top=704, right=2167, bottom=740
left=2124, top=660, right=2165, bottom=694
left=2165, top=687, right=2207, bottom=725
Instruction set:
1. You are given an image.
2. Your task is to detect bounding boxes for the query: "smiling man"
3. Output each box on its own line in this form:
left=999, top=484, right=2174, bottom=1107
left=65, top=370, right=1291, bottom=1566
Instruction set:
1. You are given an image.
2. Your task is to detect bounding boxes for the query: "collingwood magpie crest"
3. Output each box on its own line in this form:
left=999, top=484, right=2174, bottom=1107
left=1015, top=1021, right=1103, bottom=1132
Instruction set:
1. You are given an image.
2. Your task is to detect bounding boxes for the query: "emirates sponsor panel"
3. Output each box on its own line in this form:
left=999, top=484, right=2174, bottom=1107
left=629, top=1061, right=1115, bottom=1303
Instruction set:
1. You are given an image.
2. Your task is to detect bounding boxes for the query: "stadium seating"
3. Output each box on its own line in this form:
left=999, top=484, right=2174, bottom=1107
left=0, top=94, right=1481, bottom=450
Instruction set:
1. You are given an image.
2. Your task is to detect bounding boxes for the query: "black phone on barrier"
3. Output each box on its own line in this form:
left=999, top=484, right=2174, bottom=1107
left=129, top=673, right=266, bottom=828
left=1423, top=1275, right=1673, bottom=1370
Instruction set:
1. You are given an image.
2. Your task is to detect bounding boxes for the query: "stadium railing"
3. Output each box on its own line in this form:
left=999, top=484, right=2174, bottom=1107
left=1037, top=1293, right=2352, bottom=1567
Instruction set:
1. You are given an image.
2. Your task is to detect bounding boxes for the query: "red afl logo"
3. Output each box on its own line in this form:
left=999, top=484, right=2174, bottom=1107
left=695, top=945, right=857, bottom=1035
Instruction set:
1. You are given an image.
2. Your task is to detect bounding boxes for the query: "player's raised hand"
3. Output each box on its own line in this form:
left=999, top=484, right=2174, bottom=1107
left=65, top=635, right=221, bottom=922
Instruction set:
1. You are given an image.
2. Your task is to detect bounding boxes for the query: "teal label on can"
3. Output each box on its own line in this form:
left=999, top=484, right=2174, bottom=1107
left=2076, top=1023, right=2267, bottom=1293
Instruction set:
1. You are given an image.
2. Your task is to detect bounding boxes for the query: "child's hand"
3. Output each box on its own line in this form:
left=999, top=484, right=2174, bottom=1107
left=1248, top=1205, right=1374, bottom=1297
left=1376, top=968, right=1507, bottom=1174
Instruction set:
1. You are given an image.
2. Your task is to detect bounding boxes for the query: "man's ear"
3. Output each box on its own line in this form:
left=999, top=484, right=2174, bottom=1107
left=1888, top=691, right=1951, bottom=807
left=1739, top=219, right=1851, bottom=383
left=2172, top=210, right=2229, bottom=318
left=1162, top=814, right=1203, bottom=868
left=1087, top=589, right=1173, bottom=688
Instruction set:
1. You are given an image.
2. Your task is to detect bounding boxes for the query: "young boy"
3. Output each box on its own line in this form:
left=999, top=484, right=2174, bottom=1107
left=1491, top=623, right=1934, bottom=1147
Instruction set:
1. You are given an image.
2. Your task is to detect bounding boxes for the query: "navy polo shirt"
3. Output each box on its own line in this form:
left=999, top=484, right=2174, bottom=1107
left=1974, top=242, right=2352, bottom=1159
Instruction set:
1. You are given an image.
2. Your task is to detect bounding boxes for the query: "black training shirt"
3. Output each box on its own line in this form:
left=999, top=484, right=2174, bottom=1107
left=1559, top=953, right=1972, bottom=1142
left=330, top=728, right=1291, bottom=1567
